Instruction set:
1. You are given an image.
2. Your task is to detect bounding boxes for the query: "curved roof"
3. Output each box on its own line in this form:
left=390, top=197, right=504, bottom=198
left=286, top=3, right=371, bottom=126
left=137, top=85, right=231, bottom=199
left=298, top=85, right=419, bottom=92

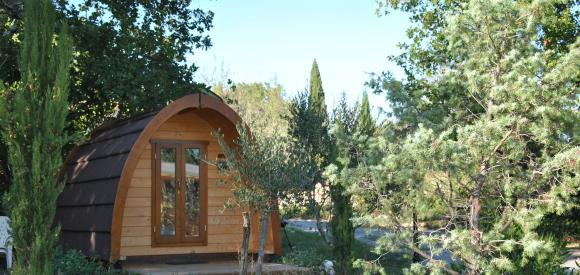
left=55, top=93, right=240, bottom=261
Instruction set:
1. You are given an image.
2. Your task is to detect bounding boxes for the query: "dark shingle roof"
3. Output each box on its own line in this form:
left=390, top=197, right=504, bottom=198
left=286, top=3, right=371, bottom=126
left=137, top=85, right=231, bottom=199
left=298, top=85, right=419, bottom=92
left=56, top=112, right=156, bottom=259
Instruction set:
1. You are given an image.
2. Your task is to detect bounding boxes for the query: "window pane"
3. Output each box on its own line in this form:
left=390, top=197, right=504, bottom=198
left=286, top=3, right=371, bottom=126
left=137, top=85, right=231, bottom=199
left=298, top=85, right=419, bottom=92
left=184, top=148, right=201, bottom=238
left=160, top=147, right=176, bottom=237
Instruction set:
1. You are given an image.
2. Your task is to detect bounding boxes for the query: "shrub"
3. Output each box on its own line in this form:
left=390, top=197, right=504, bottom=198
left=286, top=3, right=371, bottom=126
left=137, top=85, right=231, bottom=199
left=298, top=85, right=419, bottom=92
left=54, top=247, right=124, bottom=275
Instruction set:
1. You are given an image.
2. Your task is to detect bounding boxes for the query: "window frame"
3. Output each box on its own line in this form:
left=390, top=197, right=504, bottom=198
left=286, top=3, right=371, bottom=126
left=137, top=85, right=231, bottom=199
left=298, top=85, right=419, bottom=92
left=151, top=140, right=209, bottom=247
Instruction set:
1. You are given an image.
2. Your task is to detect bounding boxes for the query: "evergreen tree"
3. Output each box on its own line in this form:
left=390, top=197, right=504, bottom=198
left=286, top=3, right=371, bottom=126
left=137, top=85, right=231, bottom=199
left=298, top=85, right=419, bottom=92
left=359, top=0, right=579, bottom=273
left=287, top=60, right=332, bottom=243
left=305, top=59, right=332, bottom=170
left=357, top=91, right=375, bottom=138
left=327, top=94, right=360, bottom=275
left=0, top=0, right=72, bottom=273
left=308, top=59, right=328, bottom=129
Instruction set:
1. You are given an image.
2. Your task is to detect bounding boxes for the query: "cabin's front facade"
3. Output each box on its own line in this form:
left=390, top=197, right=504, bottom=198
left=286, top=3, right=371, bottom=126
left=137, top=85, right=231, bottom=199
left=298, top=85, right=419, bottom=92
left=55, top=93, right=281, bottom=262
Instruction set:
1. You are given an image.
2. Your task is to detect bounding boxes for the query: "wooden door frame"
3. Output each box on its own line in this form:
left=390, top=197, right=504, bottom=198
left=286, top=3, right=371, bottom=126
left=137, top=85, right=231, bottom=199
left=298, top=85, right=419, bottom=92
left=151, top=140, right=209, bottom=247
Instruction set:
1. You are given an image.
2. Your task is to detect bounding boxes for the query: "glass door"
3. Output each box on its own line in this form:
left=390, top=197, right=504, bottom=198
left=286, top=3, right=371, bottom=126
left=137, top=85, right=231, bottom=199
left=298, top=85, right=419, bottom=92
left=154, top=143, right=179, bottom=244
left=181, top=144, right=207, bottom=243
left=153, top=141, right=207, bottom=246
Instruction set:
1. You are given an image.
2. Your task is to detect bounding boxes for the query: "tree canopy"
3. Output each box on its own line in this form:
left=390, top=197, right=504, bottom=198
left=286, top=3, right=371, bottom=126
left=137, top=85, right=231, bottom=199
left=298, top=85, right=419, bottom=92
left=1, top=0, right=215, bottom=135
left=357, top=0, right=579, bottom=273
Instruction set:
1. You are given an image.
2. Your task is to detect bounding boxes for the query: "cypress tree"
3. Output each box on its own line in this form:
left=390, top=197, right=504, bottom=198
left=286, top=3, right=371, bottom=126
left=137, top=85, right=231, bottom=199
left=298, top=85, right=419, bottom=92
left=330, top=185, right=354, bottom=275
left=287, top=60, right=333, bottom=243
left=307, top=59, right=331, bottom=165
left=0, top=0, right=72, bottom=273
left=327, top=100, right=358, bottom=275
left=308, top=60, right=331, bottom=244
left=357, top=91, right=375, bottom=137
left=308, top=59, right=328, bottom=129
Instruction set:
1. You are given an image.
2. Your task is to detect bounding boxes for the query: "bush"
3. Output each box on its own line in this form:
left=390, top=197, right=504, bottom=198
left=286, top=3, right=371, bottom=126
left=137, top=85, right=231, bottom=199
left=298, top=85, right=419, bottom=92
left=54, top=247, right=124, bottom=275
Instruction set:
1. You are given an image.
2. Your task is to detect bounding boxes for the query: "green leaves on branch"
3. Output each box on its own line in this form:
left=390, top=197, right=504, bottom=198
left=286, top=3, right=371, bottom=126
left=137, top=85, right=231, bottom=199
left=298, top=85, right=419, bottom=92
left=0, top=0, right=72, bottom=273
left=216, top=124, right=316, bottom=212
left=359, top=0, right=579, bottom=273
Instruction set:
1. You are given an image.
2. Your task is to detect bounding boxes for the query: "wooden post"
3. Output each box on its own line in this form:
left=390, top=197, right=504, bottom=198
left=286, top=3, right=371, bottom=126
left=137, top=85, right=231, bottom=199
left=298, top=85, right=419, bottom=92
left=240, top=212, right=251, bottom=275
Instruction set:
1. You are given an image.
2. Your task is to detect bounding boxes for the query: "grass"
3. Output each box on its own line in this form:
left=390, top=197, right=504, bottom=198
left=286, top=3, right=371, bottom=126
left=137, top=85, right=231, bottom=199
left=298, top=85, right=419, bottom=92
left=272, top=226, right=411, bottom=274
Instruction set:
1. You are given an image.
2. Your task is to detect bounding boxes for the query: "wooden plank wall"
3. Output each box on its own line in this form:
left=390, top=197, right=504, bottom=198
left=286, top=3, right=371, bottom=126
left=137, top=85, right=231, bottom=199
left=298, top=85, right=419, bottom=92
left=120, top=110, right=274, bottom=257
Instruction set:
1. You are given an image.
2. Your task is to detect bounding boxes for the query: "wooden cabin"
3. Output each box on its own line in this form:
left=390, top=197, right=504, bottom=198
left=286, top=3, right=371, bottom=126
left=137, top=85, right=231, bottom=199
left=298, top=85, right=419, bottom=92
left=55, top=93, right=281, bottom=262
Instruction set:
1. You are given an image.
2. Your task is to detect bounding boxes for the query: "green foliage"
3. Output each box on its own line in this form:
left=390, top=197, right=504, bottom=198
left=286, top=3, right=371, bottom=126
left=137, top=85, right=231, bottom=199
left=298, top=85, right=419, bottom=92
left=0, top=0, right=72, bottom=273
left=308, top=59, right=329, bottom=132
left=357, top=91, right=375, bottom=138
left=0, top=0, right=215, bottom=196
left=329, top=183, right=355, bottom=274
left=286, top=60, right=333, bottom=245
left=214, top=82, right=291, bottom=137
left=359, top=0, right=580, bottom=274
left=217, top=124, right=315, bottom=213
left=326, top=94, right=360, bottom=274
left=54, top=247, right=126, bottom=275
left=276, top=227, right=330, bottom=268
left=274, top=226, right=406, bottom=274
left=324, top=92, right=382, bottom=274
left=216, top=122, right=316, bottom=274
left=1, top=0, right=213, bottom=134
left=54, top=0, right=214, bottom=135
left=289, top=60, right=332, bottom=170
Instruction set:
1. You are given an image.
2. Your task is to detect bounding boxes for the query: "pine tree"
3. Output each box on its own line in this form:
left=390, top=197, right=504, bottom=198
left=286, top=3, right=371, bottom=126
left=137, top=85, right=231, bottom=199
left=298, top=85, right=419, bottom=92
left=0, top=0, right=72, bottom=273
left=360, top=0, right=579, bottom=273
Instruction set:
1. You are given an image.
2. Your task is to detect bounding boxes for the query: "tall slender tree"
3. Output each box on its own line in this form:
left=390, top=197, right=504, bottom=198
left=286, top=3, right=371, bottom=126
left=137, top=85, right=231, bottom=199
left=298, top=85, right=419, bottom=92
left=287, top=60, right=332, bottom=243
left=308, top=59, right=328, bottom=129
left=357, top=91, right=375, bottom=138
left=0, top=0, right=72, bottom=273
left=327, top=94, right=360, bottom=275
left=306, top=59, right=331, bottom=171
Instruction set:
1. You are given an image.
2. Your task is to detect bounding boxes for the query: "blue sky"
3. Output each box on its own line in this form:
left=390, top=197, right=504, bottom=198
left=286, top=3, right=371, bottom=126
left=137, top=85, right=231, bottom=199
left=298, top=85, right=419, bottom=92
left=189, top=1, right=411, bottom=118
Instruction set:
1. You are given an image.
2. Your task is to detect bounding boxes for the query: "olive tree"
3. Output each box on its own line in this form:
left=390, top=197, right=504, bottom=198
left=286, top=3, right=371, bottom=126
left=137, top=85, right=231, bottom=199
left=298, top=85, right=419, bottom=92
left=216, top=123, right=315, bottom=275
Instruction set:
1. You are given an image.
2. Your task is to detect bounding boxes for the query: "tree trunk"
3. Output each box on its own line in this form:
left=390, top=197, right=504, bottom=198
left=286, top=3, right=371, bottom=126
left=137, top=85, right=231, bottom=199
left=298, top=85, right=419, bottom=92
left=255, top=207, right=271, bottom=275
left=240, top=212, right=251, bottom=275
left=309, top=190, right=329, bottom=244
left=314, top=207, right=329, bottom=244
left=468, top=162, right=488, bottom=275
left=412, top=208, right=421, bottom=263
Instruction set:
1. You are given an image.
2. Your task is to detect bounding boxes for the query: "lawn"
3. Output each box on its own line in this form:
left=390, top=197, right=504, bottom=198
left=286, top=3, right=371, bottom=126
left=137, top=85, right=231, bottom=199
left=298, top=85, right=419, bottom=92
left=273, top=226, right=411, bottom=274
